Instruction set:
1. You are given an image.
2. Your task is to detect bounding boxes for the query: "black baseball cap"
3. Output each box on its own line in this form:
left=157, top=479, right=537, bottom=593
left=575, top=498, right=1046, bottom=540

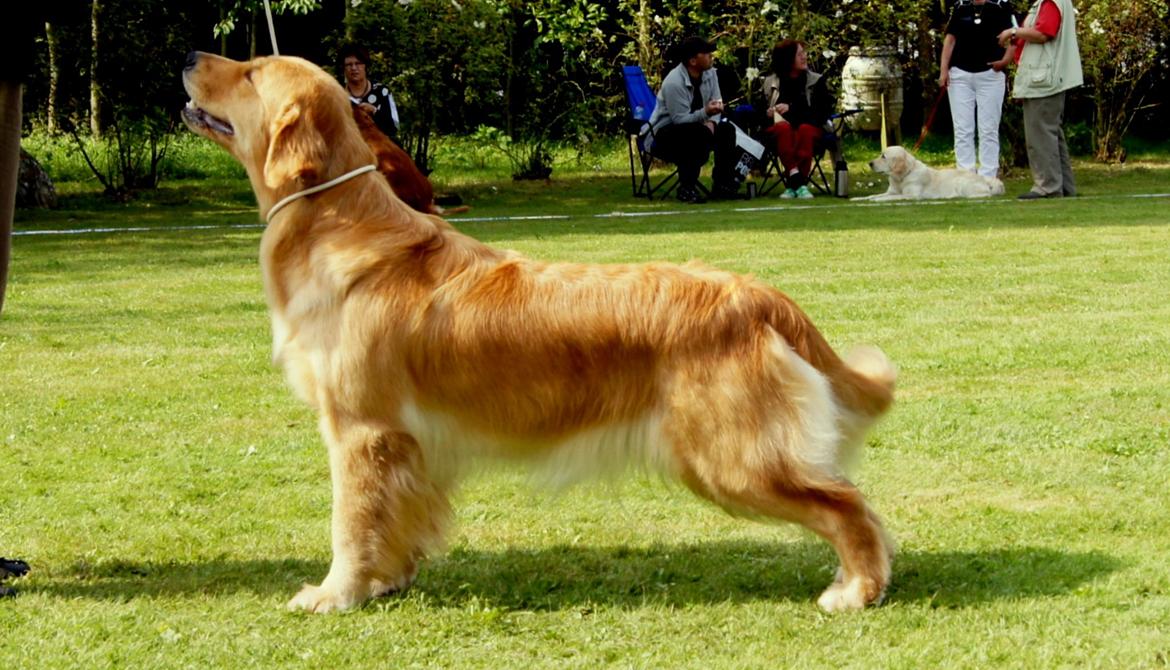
left=679, top=36, right=717, bottom=61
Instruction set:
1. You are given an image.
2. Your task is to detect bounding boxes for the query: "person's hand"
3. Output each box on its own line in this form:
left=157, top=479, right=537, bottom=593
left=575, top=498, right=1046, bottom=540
left=997, top=28, right=1014, bottom=48
left=938, top=69, right=950, bottom=88
left=988, top=58, right=1009, bottom=72
left=775, top=103, right=790, bottom=116
left=705, top=98, right=724, bottom=116
left=357, top=102, right=377, bottom=116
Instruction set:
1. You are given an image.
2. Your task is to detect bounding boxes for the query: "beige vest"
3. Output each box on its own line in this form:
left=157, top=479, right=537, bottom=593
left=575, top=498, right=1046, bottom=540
left=1013, top=0, right=1083, bottom=98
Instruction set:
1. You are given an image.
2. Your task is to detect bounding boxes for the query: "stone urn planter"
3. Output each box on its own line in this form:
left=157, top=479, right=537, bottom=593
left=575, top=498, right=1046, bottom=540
left=840, top=46, right=903, bottom=138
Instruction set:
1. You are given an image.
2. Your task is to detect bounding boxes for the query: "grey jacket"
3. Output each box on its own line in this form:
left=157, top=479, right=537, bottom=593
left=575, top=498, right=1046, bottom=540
left=644, top=62, right=723, bottom=146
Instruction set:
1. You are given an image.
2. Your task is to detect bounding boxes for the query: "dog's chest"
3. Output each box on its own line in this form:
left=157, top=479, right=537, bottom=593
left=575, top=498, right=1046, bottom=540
left=269, top=311, right=321, bottom=406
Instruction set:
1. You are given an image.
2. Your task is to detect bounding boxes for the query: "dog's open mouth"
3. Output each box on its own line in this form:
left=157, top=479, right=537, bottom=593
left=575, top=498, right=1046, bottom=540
left=183, top=101, right=234, bottom=136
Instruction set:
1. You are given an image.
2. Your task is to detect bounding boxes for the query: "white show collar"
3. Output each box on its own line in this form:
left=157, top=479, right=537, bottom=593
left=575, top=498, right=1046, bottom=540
left=266, top=164, right=378, bottom=223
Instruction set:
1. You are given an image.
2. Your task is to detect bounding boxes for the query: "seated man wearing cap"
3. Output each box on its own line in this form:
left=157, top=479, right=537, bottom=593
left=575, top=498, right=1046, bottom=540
left=644, top=36, right=740, bottom=203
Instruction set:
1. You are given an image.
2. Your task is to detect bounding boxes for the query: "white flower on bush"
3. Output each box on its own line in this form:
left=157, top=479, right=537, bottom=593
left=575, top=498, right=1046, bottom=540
left=351, top=0, right=362, bottom=7
left=474, top=19, right=486, bottom=29
left=761, top=1, right=779, bottom=15
left=397, top=0, right=412, bottom=6
left=745, top=66, right=760, bottom=81
left=823, top=49, right=837, bottom=60
left=835, top=9, right=843, bottom=18
left=1089, top=18, right=1105, bottom=35
left=450, top=0, right=463, bottom=10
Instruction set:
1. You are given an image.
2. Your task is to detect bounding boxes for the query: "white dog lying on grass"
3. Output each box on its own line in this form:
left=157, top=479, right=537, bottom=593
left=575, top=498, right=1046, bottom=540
left=857, top=145, right=1004, bottom=201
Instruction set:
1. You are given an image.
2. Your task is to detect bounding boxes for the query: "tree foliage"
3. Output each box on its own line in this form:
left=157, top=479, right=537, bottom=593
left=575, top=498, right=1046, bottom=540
left=1078, top=0, right=1170, bottom=162
left=19, top=0, right=1170, bottom=188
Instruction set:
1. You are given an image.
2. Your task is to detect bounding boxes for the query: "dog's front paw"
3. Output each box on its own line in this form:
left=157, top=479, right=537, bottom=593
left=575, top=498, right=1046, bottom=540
left=286, top=583, right=361, bottom=614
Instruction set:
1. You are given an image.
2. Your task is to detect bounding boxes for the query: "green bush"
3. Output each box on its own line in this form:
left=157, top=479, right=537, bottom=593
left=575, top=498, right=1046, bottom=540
left=22, top=131, right=246, bottom=185
left=1065, top=122, right=1095, bottom=157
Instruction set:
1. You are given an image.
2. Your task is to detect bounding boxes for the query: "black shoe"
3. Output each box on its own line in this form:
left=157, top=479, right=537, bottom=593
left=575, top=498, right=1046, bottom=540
left=0, top=557, right=29, bottom=580
left=676, top=186, right=707, bottom=204
left=1018, top=190, right=1060, bottom=200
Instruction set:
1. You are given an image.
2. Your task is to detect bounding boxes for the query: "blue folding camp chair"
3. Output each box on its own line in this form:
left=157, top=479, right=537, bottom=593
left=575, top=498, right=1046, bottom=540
left=621, top=65, right=680, bottom=199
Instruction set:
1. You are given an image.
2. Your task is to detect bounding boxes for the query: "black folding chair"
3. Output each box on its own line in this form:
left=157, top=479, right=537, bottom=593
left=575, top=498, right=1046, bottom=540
left=759, top=109, right=861, bottom=196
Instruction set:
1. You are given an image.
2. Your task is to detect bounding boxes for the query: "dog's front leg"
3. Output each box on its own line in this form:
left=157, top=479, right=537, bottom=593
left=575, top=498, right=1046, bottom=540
left=288, top=426, right=450, bottom=613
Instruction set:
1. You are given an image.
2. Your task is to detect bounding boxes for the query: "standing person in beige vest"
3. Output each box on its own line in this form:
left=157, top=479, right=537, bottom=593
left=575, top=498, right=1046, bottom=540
left=999, top=0, right=1083, bottom=199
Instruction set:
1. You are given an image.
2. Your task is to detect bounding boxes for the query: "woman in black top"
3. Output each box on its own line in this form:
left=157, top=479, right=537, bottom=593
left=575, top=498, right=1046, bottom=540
left=761, top=40, right=835, bottom=199
left=939, top=0, right=1015, bottom=178
left=339, top=43, right=402, bottom=145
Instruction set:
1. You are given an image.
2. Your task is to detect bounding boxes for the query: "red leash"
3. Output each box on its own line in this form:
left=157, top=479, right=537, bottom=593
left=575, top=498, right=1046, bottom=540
left=913, top=87, right=948, bottom=152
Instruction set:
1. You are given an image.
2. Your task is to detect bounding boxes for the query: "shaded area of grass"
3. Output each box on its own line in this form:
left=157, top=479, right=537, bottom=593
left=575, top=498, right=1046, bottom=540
left=29, top=543, right=1118, bottom=612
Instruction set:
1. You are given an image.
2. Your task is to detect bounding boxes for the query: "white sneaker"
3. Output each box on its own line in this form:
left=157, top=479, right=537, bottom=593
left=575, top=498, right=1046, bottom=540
left=796, top=185, right=814, bottom=199
left=780, top=188, right=797, bottom=199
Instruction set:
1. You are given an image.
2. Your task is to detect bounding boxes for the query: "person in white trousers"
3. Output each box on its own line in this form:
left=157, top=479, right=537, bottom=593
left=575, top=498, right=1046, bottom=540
left=939, top=0, right=1015, bottom=178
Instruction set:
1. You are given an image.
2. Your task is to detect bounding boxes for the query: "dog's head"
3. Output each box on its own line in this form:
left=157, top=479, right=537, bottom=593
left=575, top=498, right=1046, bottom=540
left=868, top=146, right=915, bottom=180
left=181, top=51, right=362, bottom=196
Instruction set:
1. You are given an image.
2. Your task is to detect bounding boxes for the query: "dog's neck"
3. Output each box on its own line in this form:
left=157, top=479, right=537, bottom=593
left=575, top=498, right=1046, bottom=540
left=265, top=165, right=378, bottom=223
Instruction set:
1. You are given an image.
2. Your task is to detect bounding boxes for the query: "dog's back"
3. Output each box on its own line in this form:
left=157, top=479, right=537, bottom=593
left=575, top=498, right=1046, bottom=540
left=930, top=168, right=1004, bottom=198
left=351, top=107, right=436, bottom=214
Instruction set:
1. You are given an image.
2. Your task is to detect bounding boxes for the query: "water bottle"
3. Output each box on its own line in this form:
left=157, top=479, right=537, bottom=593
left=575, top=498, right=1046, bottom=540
left=834, top=159, right=849, bottom=198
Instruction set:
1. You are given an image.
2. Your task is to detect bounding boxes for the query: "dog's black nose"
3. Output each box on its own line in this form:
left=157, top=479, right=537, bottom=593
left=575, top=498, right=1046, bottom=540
left=185, top=51, right=200, bottom=71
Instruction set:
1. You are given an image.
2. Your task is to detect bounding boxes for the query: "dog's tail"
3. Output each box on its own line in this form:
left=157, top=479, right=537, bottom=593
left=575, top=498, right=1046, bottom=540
left=430, top=204, right=471, bottom=216
left=833, top=346, right=897, bottom=419
left=753, top=284, right=895, bottom=419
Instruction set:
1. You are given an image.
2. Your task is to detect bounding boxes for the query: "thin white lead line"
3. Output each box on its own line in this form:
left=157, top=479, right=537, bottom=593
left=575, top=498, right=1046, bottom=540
left=13, top=192, right=1170, bottom=236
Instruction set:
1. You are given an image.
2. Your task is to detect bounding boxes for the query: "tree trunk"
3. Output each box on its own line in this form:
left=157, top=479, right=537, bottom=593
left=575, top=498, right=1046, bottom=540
left=0, top=83, right=20, bottom=317
left=45, top=21, right=60, bottom=134
left=249, top=10, right=258, bottom=59
left=220, top=0, right=229, bottom=56
left=90, top=0, right=104, bottom=137
left=636, top=0, right=654, bottom=78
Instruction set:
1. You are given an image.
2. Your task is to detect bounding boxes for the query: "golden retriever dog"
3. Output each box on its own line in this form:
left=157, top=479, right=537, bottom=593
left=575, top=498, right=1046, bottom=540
left=859, top=145, right=1005, bottom=201
left=181, top=52, right=897, bottom=614
left=351, top=107, right=469, bottom=216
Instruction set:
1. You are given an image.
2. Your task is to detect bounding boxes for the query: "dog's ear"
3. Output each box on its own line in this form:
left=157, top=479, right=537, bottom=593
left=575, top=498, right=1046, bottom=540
left=264, top=101, right=330, bottom=191
left=891, top=151, right=909, bottom=178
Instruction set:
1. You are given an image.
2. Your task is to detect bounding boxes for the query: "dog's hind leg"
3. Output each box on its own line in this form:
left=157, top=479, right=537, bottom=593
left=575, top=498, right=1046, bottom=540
left=664, top=344, right=892, bottom=612
left=676, top=446, right=892, bottom=611
left=288, top=426, right=450, bottom=613
left=768, top=478, right=893, bottom=612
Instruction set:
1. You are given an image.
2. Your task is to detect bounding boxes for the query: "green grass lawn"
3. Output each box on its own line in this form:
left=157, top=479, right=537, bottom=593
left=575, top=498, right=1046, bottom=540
left=2, top=155, right=1169, bottom=668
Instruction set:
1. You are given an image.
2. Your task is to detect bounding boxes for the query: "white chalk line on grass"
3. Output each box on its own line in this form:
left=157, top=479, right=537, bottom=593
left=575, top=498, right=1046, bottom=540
left=14, top=192, right=1170, bottom=237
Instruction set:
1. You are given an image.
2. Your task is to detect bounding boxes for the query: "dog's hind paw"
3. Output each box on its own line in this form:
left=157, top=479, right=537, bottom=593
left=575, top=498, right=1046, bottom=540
left=817, top=577, right=885, bottom=613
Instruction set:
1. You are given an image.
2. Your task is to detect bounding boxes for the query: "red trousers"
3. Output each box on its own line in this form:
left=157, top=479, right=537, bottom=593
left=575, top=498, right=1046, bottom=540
left=766, top=122, right=823, bottom=181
